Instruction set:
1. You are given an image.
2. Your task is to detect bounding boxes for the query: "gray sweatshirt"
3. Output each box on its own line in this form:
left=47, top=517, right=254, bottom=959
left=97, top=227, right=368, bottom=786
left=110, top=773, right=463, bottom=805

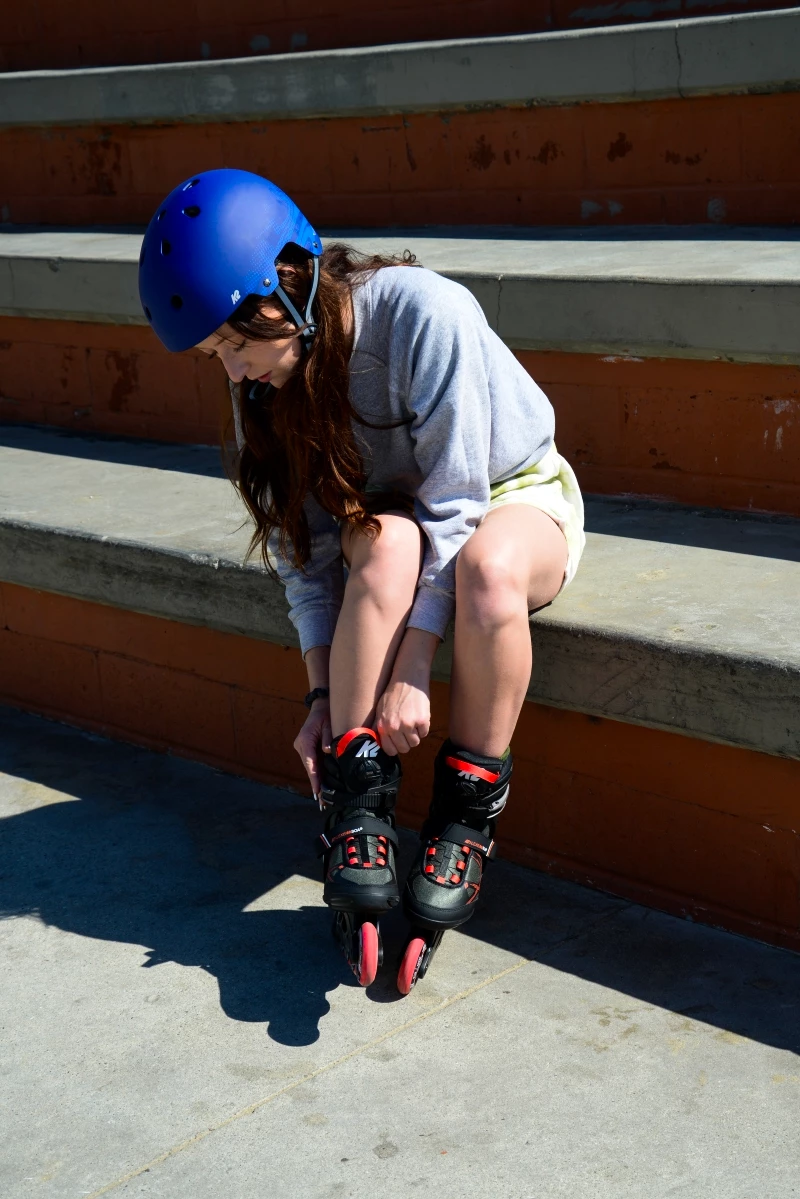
left=234, top=265, right=555, bottom=655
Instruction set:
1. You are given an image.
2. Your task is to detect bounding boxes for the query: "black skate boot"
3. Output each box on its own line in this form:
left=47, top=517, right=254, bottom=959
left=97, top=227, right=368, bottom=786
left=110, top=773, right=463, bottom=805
left=316, top=727, right=401, bottom=986
left=397, top=738, right=511, bottom=994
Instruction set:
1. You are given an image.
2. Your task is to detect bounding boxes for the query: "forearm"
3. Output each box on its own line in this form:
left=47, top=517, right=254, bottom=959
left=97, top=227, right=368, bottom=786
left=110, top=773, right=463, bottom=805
left=390, top=627, right=440, bottom=687
left=304, top=644, right=331, bottom=690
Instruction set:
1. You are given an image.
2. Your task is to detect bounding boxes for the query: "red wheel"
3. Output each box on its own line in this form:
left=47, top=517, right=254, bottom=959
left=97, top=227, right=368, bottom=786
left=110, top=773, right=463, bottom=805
left=357, top=922, right=379, bottom=987
left=397, top=936, right=427, bottom=996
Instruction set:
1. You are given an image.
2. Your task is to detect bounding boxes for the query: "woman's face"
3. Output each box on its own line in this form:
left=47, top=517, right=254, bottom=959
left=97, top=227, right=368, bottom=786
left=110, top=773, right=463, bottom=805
left=195, top=306, right=302, bottom=389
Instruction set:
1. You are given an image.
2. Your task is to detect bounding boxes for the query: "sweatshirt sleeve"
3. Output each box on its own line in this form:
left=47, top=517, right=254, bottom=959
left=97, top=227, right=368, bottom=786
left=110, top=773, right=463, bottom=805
left=230, top=382, right=344, bottom=656
left=266, top=495, right=345, bottom=657
left=403, top=293, right=494, bottom=639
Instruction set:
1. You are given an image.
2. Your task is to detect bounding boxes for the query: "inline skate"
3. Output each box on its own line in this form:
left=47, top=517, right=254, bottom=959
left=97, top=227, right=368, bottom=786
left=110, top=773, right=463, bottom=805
left=316, top=727, right=401, bottom=986
left=397, top=739, right=511, bottom=994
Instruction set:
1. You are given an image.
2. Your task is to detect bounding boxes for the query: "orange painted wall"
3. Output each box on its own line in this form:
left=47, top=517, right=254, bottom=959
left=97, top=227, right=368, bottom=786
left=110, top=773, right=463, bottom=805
left=0, top=318, right=225, bottom=444
left=1, top=0, right=793, bottom=72
left=2, top=91, right=798, bottom=227
left=3, top=318, right=799, bottom=515
left=1, top=580, right=798, bottom=951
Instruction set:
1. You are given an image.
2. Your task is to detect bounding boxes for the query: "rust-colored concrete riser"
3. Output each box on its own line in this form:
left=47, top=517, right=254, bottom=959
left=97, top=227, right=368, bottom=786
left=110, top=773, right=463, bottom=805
left=1, top=0, right=794, bottom=71
left=3, top=320, right=798, bottom=515
left=2, top=92, right=799, bottom=227
left=1, top=581, right=798, bottom=951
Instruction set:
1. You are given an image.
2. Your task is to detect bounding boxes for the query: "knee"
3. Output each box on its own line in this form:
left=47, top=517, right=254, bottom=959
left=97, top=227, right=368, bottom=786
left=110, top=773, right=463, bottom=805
left=456, top=540, right=527, bottom=627
left=347, top=514, right=421, bottom=591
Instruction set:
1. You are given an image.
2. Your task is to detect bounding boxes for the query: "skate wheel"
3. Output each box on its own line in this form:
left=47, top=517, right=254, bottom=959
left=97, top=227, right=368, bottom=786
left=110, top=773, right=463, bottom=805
left=397, top=936, right=427, bottom=996
left=357, top=921, right=379, bottom=987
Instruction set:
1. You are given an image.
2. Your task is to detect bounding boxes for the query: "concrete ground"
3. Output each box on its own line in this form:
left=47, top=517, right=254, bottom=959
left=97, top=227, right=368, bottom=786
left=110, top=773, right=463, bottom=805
left=1, top=707, right=798, bottom=1199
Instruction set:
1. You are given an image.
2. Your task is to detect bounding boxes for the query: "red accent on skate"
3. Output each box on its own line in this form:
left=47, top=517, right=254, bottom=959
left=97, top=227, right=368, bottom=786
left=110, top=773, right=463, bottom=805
left=451, top=873, right=461, bottom=884
left=358, top=922, right=379, bottom=987
left=337, top=727, right=380, bottom=757
left=462, top=847, right=470, bottom=855
left=397, top=936, right=427, bottom=996
left=427, top=847, right=436, bottom=856
left=425, top=865, right=435, bottom=874
left=363, top=862, right=373, bottom=868
left=435, top=875, right=447, bottom=884
left=445, top=756, right=500, bottom=784
left=457, top=860, right=466, bottom=870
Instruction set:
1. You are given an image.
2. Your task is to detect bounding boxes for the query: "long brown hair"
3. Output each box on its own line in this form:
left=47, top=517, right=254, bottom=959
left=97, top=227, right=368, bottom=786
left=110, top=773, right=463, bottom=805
left=227, top=242, right=415, bottom=571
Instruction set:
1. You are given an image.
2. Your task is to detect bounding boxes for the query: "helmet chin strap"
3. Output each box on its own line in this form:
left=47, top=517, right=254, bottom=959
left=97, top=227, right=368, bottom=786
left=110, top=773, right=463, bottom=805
left=273, top=255, right=320, bottom=351
left=248, top=256, right=320, bottom=403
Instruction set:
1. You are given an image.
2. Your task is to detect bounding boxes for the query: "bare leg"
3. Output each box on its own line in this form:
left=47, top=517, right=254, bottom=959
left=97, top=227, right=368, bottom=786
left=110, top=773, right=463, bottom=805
left=330, top=512, right=423, bottom=738
left=449, top=505, right=568, bottom=757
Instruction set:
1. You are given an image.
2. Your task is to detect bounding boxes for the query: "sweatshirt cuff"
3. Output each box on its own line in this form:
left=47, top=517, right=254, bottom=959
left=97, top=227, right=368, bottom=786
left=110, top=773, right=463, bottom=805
left=406, top=584, right=454, bottom=642
left=295, top=605, right=341, bottom=658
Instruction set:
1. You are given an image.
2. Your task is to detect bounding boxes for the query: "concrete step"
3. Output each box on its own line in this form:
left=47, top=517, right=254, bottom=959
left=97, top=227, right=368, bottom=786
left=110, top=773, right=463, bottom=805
left=1, top=10, right=799, bottom=226
left=1, top=227, right=799, bottom=516
left=1, top=425, right=799, bottom=951
left=3, top=226, right=799, bottom=360
left=1, top=424, right=797, bottom=759
left=3, top=0, right=795, bottom=71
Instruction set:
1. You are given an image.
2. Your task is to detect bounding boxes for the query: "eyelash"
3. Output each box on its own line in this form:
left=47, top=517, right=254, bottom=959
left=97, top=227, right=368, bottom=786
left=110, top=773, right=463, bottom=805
left=208, top=340, right=246, bottom=360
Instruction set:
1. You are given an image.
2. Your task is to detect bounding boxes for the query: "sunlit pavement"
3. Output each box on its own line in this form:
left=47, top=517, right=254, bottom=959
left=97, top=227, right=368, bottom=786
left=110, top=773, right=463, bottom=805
left=1, top=706, right=798, bottom=1199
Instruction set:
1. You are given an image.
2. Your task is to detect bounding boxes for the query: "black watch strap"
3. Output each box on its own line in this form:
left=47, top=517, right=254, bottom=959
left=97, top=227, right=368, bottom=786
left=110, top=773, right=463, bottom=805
left=304, top=687, right=330, bottom=709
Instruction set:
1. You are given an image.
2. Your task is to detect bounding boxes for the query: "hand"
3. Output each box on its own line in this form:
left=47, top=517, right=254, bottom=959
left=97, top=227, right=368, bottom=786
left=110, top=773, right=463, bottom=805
left=376, top=677, right=431, bottom=756
left=293, top=699, right=332, bottom=799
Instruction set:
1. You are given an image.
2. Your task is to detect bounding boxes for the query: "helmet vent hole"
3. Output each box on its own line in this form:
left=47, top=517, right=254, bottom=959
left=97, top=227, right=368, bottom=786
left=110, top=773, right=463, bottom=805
left=144, top=306, right=152, bottom=321
left=139, top=246, right=145, bottom=264
left=170, top=295, right=183, bottom=310
left=182, top=205, right=201, bottom=217
left=183, top=178, right=200, bottom=190
left=161, top=239, right=171, bottom=255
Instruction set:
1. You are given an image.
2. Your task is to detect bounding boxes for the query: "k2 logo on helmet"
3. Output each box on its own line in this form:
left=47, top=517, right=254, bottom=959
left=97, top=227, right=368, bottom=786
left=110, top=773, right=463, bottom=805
left=231, top=289, right=241, bottom=304
left=355, top=740, right=380, bottom=759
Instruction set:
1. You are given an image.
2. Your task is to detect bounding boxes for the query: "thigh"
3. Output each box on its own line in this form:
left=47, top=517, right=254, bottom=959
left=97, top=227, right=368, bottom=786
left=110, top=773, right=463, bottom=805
left=465, top=504, right=569, bottom=612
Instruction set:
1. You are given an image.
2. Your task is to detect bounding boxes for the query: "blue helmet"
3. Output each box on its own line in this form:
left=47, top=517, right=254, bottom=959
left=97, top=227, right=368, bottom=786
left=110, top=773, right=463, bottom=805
left=138, top=169, right=322, bottom=353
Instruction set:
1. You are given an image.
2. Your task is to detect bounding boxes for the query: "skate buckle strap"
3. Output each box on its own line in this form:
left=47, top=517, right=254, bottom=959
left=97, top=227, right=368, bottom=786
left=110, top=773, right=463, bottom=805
left=336, top=727, right=381, bottom=758
left=316, top=815, right=400, bottom=857
left=318, top=783, right=398, bottom=813
left=445, top=755, right=500, bottom=784
left=437, top=821, right=496, bottom=860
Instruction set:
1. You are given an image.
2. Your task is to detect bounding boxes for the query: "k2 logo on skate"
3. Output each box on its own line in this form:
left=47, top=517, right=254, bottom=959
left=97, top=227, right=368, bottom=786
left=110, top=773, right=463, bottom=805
left=458, top=769, right=482, bottom=782
left=355, top=740, right=380, bottom=758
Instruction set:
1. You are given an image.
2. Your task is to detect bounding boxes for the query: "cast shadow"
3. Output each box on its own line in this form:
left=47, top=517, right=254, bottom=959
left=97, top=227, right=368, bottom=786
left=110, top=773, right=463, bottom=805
left=1, top=706, right=798, bottom=1054
left=0, top=706, right=372, bottom=1047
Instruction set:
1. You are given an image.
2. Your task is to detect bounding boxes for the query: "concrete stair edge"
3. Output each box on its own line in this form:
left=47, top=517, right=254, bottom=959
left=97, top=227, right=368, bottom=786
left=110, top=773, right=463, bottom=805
left=1, top=433, right=798, bottom=760
left=1, top=8, right=799, bottom=128
left=3, top=229, right=800, bottom=364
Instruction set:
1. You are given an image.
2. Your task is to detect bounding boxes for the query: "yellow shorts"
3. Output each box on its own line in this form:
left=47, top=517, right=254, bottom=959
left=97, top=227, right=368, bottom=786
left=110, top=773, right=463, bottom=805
left=488, top=445, right=586, bottom=590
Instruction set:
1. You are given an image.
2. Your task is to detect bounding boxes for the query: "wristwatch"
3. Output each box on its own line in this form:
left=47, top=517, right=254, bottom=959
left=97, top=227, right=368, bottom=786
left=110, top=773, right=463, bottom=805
left=304, top=687, right=330, bottom=709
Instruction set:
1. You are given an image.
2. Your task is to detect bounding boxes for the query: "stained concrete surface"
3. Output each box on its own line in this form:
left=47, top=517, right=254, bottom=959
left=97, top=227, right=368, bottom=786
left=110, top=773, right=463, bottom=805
left=4, top=226, right=800, bottom=362
left=0, top=706, right=798, bottom=1198
left=2, top=427, right=799, bottom=756
left=1, top=8, right=798, bottom=128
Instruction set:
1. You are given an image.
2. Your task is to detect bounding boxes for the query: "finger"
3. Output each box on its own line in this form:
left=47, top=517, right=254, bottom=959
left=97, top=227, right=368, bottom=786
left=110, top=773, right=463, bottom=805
left=390, top=730, right=412, bottom=755
left=380, top=730, right=398, bottom=756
